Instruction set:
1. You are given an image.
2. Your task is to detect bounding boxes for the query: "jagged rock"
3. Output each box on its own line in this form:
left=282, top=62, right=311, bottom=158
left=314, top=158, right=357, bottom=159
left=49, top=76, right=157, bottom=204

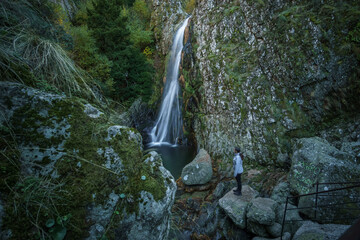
left=252, top=232, right=291, bottom=240
left=181, top=149, right=213, bottom=185
left=270, top=182, right=291, bottom=204
left=292, top=221, right=350, bottom=240
left=219, top=185, right=259, bottom=229
left=288, top=137, right=360, bottom=221
left=275, top=203, right=303, bottom=235
left=0, top=82, right=176, bottom=239
left=246, top=197, right=278, bottom=237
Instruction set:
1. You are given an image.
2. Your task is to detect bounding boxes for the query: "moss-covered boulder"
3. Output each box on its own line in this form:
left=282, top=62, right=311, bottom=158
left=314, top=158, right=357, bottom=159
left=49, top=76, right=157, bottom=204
left=0, top=82, right=176, bottom=239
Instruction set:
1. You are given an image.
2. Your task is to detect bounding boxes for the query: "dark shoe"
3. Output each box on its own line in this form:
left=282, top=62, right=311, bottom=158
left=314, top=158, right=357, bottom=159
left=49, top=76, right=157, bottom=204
left=234, top=191, right=242, bottom=196
left=233, top=189, right=238, bottom=192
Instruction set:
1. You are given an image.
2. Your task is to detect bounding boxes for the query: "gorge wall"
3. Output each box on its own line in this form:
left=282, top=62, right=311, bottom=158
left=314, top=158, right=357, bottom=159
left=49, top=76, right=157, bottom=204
left=151, top=0, right=360, bottom=171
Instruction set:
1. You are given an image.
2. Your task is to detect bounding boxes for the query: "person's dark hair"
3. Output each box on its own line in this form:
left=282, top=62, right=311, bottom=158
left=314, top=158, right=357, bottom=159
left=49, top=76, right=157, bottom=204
left=235, top=147, right=241, bottom=153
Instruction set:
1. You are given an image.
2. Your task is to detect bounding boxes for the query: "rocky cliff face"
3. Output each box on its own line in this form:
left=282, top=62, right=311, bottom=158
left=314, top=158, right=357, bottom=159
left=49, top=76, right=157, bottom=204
left=0, top=82, right=176, bottom=239
left=153, top=0, right=360, bottom=169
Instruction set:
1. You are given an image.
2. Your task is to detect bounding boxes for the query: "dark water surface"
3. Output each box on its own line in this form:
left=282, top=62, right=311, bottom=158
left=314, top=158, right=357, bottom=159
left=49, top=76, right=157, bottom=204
left=147, top=145, right=197, bottom=180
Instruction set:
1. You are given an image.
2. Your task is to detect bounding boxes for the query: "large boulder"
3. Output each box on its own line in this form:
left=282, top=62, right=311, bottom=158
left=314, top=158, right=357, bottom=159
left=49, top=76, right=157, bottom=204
left=181, top=149, right=213, bottom=185
left=219, top=185, right=259, bottom=229
left=246, top=198, right=278, bottom=237
left=0, top=82, right=176, bottom=240
left=288, top=137, right=360, bottom=221
left=292, top=221, right=350, bottom=240
left=270, top=182, right=291, bottom=204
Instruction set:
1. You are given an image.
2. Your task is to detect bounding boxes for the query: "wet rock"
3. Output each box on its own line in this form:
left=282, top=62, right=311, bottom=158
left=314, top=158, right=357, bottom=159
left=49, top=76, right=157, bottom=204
left=181, top=149, right=213, bottom=185
left=219, top=185, right=259, bottom=229
left=288, top=137, right=360, bottom=221
left=292, top=221, right=350, bottom=240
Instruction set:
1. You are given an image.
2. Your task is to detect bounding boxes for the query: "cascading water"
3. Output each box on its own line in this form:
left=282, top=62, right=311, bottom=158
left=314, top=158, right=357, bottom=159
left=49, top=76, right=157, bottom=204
left=149, top=17, right=191, bottom=146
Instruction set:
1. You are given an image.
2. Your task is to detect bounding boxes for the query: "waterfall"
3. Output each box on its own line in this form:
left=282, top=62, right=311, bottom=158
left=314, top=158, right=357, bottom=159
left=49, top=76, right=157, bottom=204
left=149, top=17, right=190, bottom=146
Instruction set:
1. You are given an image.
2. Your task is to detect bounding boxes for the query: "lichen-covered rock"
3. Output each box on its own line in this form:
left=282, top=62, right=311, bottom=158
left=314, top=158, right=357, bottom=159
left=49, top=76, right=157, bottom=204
left=219, top=185, right=259, bottom=229
left=246, top=197, right=278, bottom=237
left=292, top=221, right=350, bottom=240
left=151, top=0, right=186, bottom=55
left=270, top=182, right=291, bottom=204
left=0, top=82, right=176, bottom=239
left=181, top=149, right=213, bottom=185
left=182, top=0, right=359, bottom=170
left=288, top=137, right=360, bottom=221
left=112, top=152, right=176, bottom=240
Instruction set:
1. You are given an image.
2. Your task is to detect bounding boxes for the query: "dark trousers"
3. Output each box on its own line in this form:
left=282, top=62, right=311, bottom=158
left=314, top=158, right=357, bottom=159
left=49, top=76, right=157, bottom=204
left=235, top=173, right=242, bottom=193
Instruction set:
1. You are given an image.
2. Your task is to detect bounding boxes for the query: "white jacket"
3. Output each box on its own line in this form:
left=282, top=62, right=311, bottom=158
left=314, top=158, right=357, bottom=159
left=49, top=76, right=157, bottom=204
left=233, top=153, right=243, bottom=177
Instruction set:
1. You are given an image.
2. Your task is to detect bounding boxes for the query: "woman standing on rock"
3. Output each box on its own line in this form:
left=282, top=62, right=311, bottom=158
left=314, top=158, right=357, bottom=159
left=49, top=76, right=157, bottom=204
left=233, top=147, right=243, bottom=196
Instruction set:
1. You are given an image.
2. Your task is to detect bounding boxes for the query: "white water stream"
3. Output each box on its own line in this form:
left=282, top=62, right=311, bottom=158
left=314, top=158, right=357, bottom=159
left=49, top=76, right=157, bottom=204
left=149, top=17, right=190, bottom=146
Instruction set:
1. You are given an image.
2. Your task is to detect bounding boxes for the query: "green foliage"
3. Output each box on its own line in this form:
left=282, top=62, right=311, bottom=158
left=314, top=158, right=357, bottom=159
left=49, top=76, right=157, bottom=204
left=133, top=0, right=151, bottom=20
left=348, top=22, right=360, bottom=43
left=0, top=0, right=98, bottom=100
left=4, top=175, right=69, bottom=239
left=69, top=26, right=114, bottom=95
left=128, top=19, right=153, bottom=49
left=87, top=0, right=154, bottom=103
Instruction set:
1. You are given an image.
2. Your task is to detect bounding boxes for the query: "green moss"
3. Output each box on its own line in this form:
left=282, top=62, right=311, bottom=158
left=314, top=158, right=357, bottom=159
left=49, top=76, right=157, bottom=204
left=3, top=95, right=169, bottom=239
